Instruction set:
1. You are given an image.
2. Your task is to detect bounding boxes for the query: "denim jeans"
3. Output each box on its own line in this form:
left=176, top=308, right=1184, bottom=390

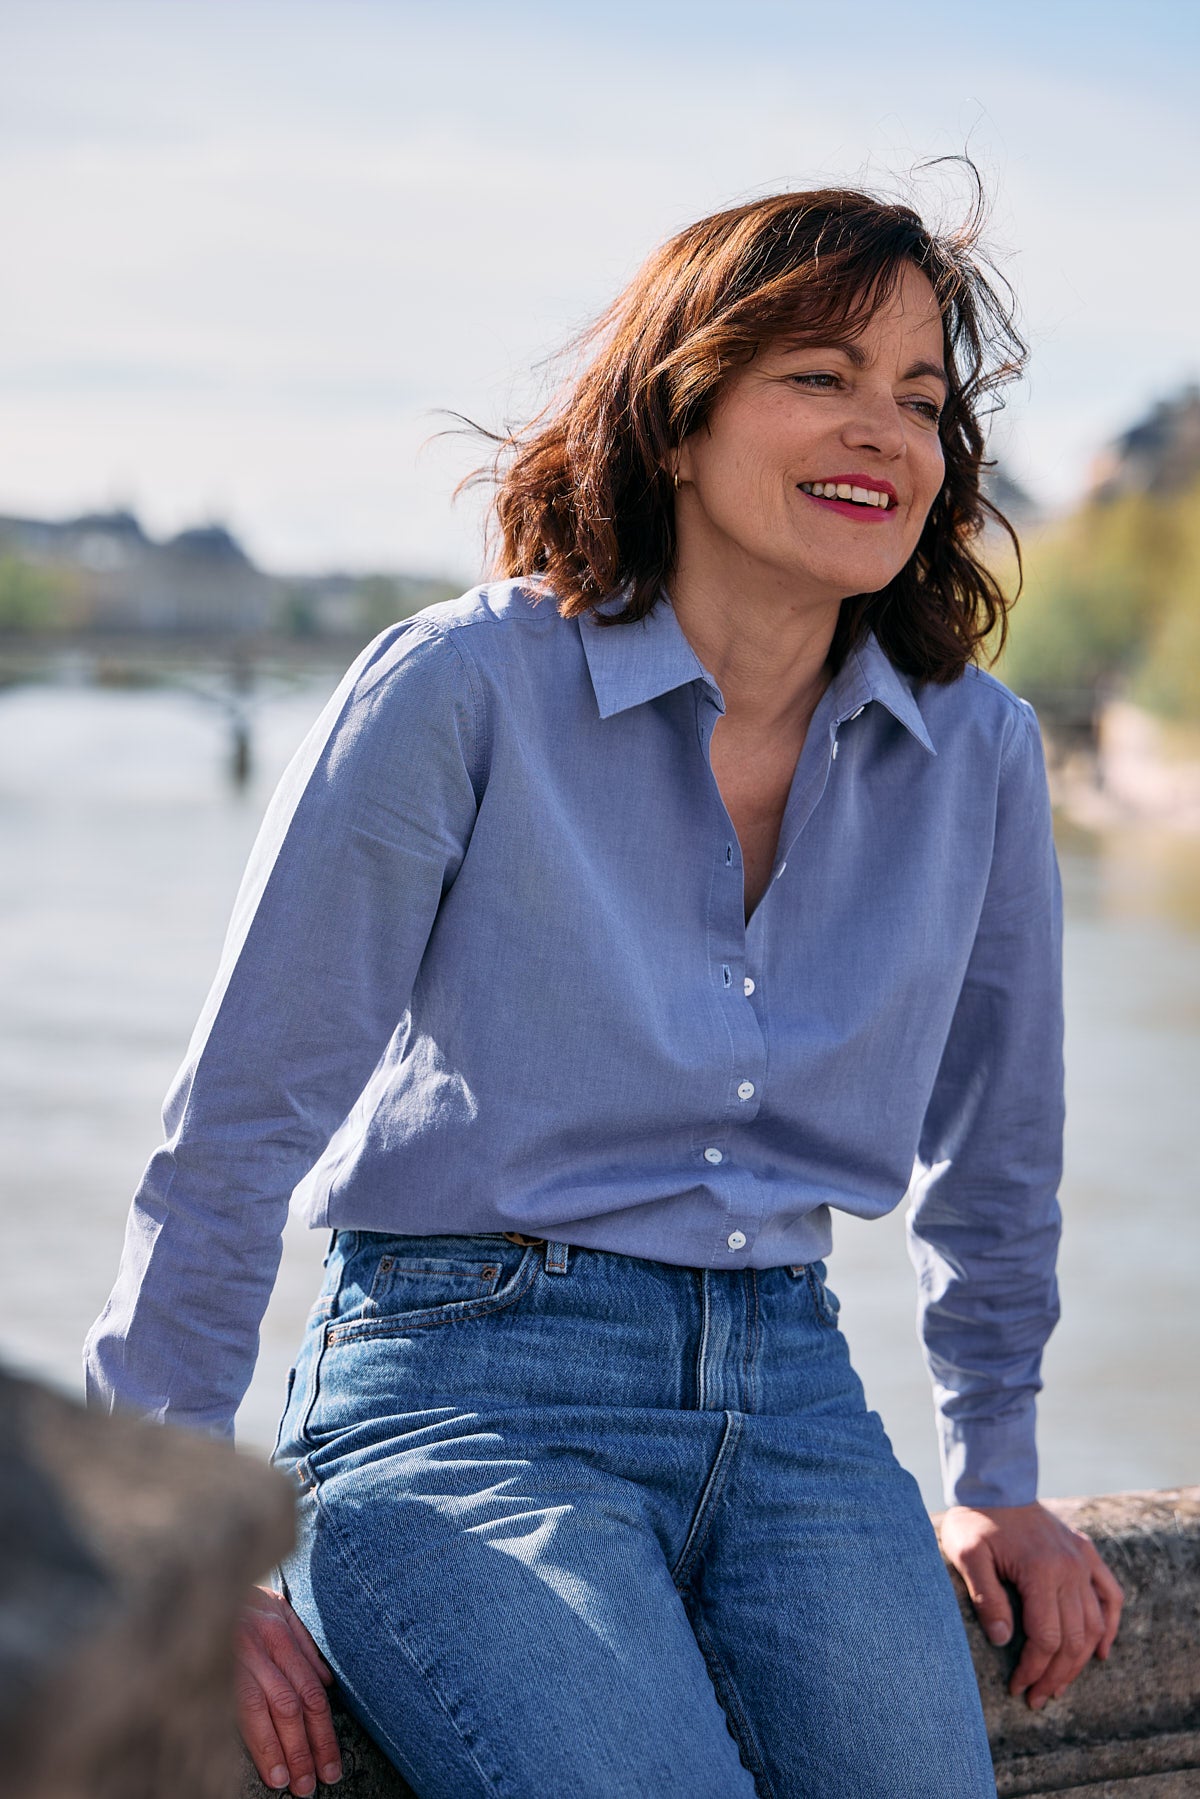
left=272, top=1230, right=996, bottom=1799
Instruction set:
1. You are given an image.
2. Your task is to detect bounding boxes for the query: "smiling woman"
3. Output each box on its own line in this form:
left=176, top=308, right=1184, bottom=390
left=480, top=175, right=1022, bottom=684
left=86, top=164, right=1122, bottom=1799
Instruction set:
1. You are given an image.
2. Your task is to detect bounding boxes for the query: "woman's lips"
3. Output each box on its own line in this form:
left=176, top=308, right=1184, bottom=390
left=799, top=489, right=898, bottom=523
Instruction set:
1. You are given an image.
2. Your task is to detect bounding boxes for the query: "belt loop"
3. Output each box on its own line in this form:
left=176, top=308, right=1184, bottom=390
left=545, top=1240, right=570, bottom=1276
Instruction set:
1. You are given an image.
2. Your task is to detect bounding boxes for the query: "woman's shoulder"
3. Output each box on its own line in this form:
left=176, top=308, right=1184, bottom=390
left=335, top=578, right=572, bottom=706
left=403, top=576, right=588, bottom=698
left=412, top=575, right=569, bottom=646
left=914, top=660, right=1045, bottom=772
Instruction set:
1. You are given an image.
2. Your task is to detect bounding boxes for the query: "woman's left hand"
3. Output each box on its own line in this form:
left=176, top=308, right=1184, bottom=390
left=939, top=1501, right=1124, bottom=1709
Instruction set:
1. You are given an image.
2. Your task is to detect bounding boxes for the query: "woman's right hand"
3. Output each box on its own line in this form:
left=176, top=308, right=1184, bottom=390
left=235, top=1584, right=343, bottom=1794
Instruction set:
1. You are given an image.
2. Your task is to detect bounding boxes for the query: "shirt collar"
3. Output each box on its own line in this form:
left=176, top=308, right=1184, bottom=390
left=843, top=633, right=937, bottom=755
left=579, top=590, right=936, bottom=755
left=579, top=589, right=724, bottom=719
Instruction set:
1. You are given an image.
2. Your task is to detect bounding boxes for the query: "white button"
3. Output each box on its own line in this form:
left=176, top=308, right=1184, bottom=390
left=703, top=1147, right=723, bottom=1165
left=831, top=739, right=839, bottom=760
left=743, top=976, right=756, bottom=996
left=849, top=705, right=865, bottom=719
left=737, top=1081, right=755, bottom=1100
left=775, top=862, right=787, bottom=879
left=727, top=1230, right=747, bottom=1251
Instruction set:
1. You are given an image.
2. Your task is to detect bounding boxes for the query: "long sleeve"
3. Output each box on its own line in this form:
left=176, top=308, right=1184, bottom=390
left=906, top=697, right=1064, bottom=1509
left=84, top=618, right=482, bottom=1435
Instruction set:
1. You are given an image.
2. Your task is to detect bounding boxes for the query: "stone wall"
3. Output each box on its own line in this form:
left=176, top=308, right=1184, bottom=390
left=1, top=1368, right=1193, bottom=1797
left=941, top=1489, right=1200, bottom=1798
left=239, top=1490, right=1200, bottom=1798
left=0, top=1368, right=293, bottom=1799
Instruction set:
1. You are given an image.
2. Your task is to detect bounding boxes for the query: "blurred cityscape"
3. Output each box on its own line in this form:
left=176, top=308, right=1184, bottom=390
left=1, top=381, right=1198, bottom=817
left=0, top=510, right=458, bottom=664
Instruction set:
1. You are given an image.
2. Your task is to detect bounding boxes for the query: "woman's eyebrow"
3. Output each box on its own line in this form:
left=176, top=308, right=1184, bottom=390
left=904, top=358, right=950, bottom=391
left=814, top=341, right=949, bottom=390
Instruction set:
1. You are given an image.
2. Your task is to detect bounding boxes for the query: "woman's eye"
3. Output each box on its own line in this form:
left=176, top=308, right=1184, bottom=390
left=907, top=399, right=943, bottom=424
left=789, top=372, right=840, bottom=389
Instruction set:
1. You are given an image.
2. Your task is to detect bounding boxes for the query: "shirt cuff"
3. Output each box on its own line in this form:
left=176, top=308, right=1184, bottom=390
left=938, top=1402, right=1039, bottom=1509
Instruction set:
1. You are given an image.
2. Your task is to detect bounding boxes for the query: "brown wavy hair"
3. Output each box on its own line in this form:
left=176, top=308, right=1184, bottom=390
left=461, top=160, right=1026, bottom=681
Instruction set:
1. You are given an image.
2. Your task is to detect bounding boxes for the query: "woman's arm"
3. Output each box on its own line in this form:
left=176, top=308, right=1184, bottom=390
left=906, top=697, right=1122, bottom=1703
left=907, top=697, right=1064, bottom=1512
left=83, top=614, right=482, bottom=1435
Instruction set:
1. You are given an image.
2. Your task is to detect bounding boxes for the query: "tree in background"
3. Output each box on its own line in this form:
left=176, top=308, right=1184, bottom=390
left=0, top=554, right=82, bottom=633
left=996, top=431, right=1200, bottom=726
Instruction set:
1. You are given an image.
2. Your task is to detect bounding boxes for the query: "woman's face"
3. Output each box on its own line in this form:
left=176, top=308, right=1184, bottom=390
left=674, top=261, right=948, bottom=608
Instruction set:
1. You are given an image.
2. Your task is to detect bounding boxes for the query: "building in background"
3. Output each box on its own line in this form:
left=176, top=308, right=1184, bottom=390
left=1088, top=384, right=1200, bottom=501
left=0, top=509, right=456, bottom=644
left=0, top=509, right=273, bottom=636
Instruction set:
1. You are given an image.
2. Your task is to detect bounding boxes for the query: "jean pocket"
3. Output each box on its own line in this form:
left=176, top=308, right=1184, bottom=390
left=323, top=1232, right=541, bottom=1346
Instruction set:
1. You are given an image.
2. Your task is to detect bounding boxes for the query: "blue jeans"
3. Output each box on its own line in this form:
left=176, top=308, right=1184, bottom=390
left=272, top=1231, right=996, bottom=1799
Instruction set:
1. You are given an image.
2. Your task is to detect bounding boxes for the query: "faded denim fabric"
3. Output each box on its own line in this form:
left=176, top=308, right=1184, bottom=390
left=86, top=578, right=1063, bottom=1507
left=272, top=1229, right=997, bottom=1799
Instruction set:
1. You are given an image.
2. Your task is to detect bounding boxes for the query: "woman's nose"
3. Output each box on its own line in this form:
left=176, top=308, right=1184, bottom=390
left=841, top=391, right=906, bottom=459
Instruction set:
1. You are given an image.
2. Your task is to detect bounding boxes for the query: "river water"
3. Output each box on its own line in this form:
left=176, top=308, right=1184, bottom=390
left=2, top=672, right=1197, bottom=1509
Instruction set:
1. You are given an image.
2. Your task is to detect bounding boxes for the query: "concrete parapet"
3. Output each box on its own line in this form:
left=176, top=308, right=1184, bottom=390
left=937, top=1489, right=1200, bottom=1797
left=0, top=1368, right=294, bottom=1798
left=1, top=1381, right=1189, bottom=1798
left=238, top=1488, right=1200, bottom=1797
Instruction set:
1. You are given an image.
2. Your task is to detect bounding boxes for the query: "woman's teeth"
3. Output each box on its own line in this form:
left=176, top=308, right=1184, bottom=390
left=799, top=482, right=892, bottom=508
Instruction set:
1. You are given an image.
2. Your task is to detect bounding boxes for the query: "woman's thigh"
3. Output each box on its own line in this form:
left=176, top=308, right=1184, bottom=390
left=680, top=1410, right=997, bottom=1799
left=273, top=1230, right=759, bottom=1797
left=282, top=1443, right=758, bottom=1799
left=271, top=1233, right=994, bottom=1798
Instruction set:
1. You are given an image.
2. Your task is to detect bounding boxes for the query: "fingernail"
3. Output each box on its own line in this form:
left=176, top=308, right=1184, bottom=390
left=985, top=1621, right=1012, bottom=1646
left=1054, top=1686, right=1067, bottom=1700
left=293, top=1780, right=316, bottom=1798
left=269, top=1771, right=288, bottom=1790
left=320, top=1764, right=342, bottom=1784
left=1031, top=1695, right=1046, bottom=1711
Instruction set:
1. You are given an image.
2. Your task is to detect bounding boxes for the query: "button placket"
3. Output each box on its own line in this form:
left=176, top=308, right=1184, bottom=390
left=702, top=748, right=766, bottom=1247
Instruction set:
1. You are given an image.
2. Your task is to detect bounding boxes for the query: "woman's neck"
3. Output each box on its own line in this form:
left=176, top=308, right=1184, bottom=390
left=666, top=559, right=841, bottom=735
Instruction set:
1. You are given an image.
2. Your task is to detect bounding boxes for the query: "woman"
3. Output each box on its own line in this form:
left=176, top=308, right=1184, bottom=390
left=86, top=177, right=1123, bottom=1799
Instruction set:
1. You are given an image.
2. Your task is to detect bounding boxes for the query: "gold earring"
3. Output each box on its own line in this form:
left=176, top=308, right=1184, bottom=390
left=673, top=470, right=680, bottom=491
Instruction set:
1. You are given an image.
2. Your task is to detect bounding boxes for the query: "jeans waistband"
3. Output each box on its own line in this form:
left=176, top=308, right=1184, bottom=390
left=502, top=1232, right=570, bottom=1275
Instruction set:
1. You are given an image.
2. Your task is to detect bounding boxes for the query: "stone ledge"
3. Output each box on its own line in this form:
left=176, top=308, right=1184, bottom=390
left=999, top=1730, right=1200, bottom=1798
left=1024, top=1779, right=1200, bottom=1798
left=239, top=1487, right=1200, bottom=1798
left=932, top=1489, right=1200, bottom=1798
left=0, top=1368, right=294, bottom=1799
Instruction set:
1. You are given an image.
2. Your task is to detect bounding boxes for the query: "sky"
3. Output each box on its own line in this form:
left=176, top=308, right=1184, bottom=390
left=2, top=0, right=1198, bottom=582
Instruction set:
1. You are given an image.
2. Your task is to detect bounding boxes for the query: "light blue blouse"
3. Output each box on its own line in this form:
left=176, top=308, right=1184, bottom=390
left=85, top=578, right=1064, bottom=1508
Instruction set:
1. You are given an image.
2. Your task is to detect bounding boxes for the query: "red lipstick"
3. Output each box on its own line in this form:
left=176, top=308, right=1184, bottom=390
left=798, top=472, right=898, bottom=522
